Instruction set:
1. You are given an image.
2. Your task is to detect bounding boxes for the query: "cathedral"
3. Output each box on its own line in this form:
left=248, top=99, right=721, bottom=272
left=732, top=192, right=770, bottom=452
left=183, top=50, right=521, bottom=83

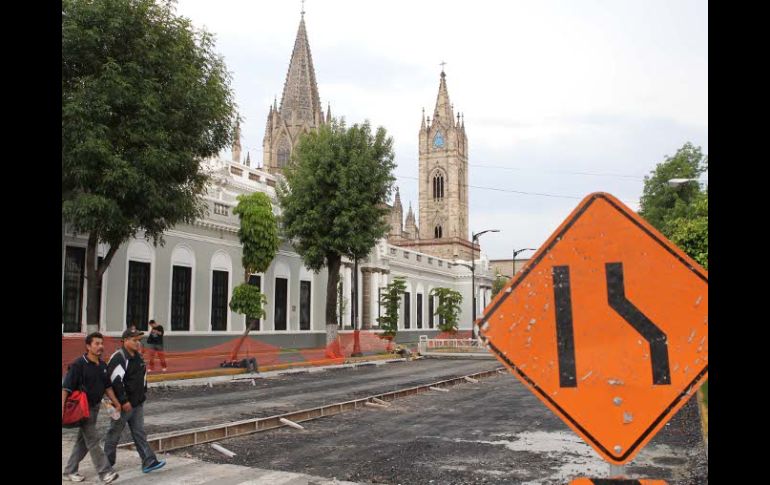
left=238, top=9, right=481, bottom=263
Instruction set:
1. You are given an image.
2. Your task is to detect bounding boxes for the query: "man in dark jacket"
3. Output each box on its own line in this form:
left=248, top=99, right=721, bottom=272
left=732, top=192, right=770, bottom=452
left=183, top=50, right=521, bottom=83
left=62, top=332, right=120, bottom=483
left=103, top=328, right=166, bottom=474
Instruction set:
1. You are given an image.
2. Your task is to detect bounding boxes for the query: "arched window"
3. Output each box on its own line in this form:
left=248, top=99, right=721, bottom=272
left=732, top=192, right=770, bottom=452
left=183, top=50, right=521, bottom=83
left=277, top=137, right=291, bottom=168
left=432, top=172, right=445, bottom=200
left=434, top=225, right=443, bottom=238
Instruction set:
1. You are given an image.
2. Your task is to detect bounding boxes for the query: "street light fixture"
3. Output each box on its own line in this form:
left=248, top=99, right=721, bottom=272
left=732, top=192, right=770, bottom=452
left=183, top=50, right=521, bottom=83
left=471, top=229, right=500, bottom=339
left=512, top=248, right=536, bottom=276
left=667, top=178, right=700, bottom=188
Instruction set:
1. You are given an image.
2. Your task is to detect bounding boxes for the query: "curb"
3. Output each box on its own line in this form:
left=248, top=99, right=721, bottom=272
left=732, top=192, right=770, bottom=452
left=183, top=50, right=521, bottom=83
left=696, top=387, right=708, bottom=457
left=420, top=352, right=494, bottom=359
left=147, top=367, right=245, bottom=382
left=148, top=353, right=403, bottom=384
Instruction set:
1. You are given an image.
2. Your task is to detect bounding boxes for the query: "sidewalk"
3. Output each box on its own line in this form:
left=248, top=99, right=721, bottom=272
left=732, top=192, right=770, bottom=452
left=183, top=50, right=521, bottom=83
left=61, top=436, right=362, bottom=484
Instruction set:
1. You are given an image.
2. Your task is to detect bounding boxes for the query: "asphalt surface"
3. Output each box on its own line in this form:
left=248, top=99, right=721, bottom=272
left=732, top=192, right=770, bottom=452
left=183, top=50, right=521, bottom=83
left=176, top=370, right=707, bottom=485
left=61, top=358, right=706, bottom=484
left=63, top=358, right=501, bottom=440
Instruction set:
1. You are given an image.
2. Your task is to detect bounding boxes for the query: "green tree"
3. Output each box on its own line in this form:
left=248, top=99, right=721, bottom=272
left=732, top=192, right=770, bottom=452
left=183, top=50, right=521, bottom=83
left=277, top=119, right=396, bottom=344
left=229, top=192, right=280, bottom=332
left=638, top=142, right=707, bottom=237
left=669, top=191, right=708, bottom=269
left=491, top=272, right=508, bottom=298
left=431, top=287, right=463, bottom=334
left=62, top=0, right=236, bottom=332
left=377, top=277, right=407, bottom=339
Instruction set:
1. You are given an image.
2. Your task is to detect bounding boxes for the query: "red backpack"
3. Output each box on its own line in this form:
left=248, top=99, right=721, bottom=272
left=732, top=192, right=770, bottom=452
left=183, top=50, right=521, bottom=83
left=62, top=365, right=90, bottom=428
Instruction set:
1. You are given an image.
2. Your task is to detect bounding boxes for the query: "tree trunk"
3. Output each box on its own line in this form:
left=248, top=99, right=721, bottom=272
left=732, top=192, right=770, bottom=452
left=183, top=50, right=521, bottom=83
left=227, top=270, right=262, bottom=362
left=325, top=254, right=341, bottom=346
left=84, top=233, right=100, bottom=334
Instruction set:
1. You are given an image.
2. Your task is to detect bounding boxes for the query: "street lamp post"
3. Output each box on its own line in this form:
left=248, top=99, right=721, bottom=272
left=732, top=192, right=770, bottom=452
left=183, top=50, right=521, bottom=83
left=512, top=248, right=537, bottom=277
left=471, top=229, right=500, bottom=339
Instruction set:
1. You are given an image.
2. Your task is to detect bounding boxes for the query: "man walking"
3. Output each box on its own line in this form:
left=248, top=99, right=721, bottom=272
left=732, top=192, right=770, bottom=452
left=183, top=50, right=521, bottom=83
left=103, top=328, right=166, bottom=474
left=62, top=332, right=120, bottom=483
left=145, top=319, right=167, bottom=372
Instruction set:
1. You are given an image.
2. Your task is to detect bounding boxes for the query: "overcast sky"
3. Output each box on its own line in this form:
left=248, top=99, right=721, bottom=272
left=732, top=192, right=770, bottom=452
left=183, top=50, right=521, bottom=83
left=175, top=0, right=708, bottom=260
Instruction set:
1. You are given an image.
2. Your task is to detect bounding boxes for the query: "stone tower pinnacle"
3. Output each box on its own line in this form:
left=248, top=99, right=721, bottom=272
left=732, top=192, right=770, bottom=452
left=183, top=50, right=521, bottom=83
left=262, top=12, right=325, bottom=175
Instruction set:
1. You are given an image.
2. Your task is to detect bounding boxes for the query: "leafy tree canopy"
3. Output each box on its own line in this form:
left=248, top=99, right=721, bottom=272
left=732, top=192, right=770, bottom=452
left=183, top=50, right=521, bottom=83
left=277, top=119, right=396, bottom=270
left=62, top=0, right=236, bottom=252
left=638, top=142, right=707, bottom=237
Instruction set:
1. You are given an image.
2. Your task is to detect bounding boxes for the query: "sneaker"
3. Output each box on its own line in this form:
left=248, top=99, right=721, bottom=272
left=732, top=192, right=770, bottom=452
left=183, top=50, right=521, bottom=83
left=142, top=459, right=166, bottom=473
left=162, top=368, right=167, bottom=372
left=63, top=473, right=85, bottom=482
left=101, top=471, right=119, bottom=484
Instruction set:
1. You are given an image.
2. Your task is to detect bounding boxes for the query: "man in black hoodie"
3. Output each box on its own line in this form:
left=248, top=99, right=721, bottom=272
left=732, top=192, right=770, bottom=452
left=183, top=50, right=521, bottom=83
left=103, top=328, right=166, bottom=474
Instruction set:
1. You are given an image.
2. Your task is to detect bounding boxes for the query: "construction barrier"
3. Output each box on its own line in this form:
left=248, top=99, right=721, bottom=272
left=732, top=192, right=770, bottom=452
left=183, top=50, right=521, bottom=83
left=62, top=329, right=400, bottom=376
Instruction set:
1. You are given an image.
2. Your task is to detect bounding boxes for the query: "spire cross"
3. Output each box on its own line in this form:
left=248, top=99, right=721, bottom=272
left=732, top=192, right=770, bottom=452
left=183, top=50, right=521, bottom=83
left=439, top=61, right=447, bottom=72
left=301, top=0, right=305, bottom=16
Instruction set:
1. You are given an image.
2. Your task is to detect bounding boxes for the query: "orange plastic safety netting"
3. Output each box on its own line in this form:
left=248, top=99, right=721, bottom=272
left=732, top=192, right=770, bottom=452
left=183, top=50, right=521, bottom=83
left=62, top=330, right=400, bottom=375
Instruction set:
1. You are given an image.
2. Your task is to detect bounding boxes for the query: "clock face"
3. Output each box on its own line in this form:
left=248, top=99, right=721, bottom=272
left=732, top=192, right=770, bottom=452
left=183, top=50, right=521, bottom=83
left=433, top=132, right=445, bottom=148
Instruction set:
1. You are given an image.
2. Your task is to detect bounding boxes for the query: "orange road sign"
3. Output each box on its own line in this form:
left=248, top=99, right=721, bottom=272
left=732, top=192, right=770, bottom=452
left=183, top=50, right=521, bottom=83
left=570, top=479, right=667, bottom=484
left=479, top=193, right=707, bottom=465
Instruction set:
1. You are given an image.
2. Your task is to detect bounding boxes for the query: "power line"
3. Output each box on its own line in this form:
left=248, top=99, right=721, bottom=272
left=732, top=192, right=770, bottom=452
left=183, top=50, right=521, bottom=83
left=468, top=163, right=646, bottom=180
left=394, top=173, right=639, bottom=205
left=235, top=144, right=647, bottom=181
left=231, top=145, right=642, bottom=202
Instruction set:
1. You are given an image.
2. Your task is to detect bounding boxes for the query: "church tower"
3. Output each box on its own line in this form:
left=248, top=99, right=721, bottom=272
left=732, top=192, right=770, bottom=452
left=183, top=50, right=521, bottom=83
left=408, top=69, right=473, bottom=260
left=262, top=11, right=327, bottom=176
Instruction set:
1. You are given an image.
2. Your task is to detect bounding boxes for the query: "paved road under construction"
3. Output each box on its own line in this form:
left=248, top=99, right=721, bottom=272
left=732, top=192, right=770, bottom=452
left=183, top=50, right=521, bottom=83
left=62, top=358, right=706, bottom=484
left=63, top=358, right=500, bottom=439
left=176, top=363, right=706, bottom=485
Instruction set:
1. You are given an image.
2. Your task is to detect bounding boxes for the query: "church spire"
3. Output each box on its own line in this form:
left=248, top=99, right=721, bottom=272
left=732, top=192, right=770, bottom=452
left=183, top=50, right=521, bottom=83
left=279, top=12, right=322, bottom=126
left=389, top=187, right=404, bottom=238
left=404, top=202, right=418, bottom=240
left=432, top=69, right=453, bottom=125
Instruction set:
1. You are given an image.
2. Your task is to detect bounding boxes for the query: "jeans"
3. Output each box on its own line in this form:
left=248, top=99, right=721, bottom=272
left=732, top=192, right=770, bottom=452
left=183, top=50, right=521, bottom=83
left=103, top=403, right=157, bottom=469
left=64, top=404, right=115, bottom=479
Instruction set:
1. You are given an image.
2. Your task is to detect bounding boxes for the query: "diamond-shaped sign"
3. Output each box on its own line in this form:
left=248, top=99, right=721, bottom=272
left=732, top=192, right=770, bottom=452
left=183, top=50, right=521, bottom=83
left=479, top=193, right=707, bottom=464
